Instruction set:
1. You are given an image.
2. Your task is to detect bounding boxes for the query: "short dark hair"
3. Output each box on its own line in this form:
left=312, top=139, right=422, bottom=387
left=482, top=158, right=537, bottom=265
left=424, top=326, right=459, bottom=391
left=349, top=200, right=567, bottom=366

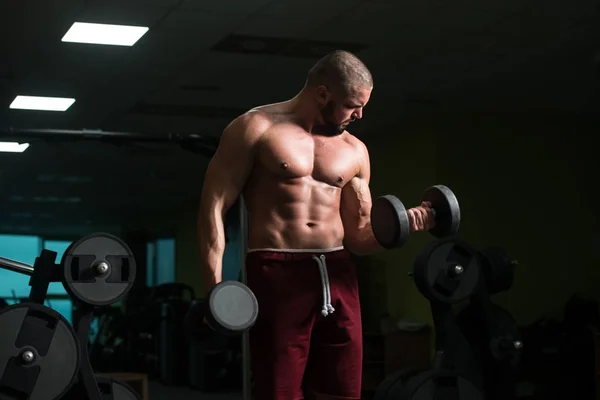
left=305, top=50, right=373, bottom=96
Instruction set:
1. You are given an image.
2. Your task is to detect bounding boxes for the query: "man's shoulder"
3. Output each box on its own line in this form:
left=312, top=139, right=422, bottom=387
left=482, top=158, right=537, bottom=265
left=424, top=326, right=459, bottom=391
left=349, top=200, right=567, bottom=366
left=225, top=109, right=274, bottom=142
left=343, top=131, right=369, bottom=156
left=235, top=108, right=273, bottom=129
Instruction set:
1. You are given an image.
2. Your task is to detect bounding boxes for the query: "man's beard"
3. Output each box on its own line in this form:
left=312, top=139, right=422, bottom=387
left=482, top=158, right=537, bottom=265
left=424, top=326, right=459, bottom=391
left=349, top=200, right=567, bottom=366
left=314, top=101, right=346, bottom=136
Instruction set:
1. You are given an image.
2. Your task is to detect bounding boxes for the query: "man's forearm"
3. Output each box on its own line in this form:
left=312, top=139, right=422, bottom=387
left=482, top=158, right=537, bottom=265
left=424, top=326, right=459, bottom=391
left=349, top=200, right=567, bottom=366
left=345, top=222, right=384, bottom=256
left=198, top=209, right=227, bottom=293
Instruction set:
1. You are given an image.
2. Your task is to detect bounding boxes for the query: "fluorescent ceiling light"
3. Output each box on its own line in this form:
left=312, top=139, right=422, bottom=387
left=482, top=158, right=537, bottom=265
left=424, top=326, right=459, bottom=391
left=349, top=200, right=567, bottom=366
left=0, top=142, right=29, bottom=153
left=62, top=22, right=149, bottom=46
left=9, top=95, right=75, bottom=112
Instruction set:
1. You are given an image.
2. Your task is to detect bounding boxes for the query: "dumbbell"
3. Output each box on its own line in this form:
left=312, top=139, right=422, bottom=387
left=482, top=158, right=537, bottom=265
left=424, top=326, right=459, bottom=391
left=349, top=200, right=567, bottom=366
left=184, top=280, right=259, bottom=341
left=371, top=185, right=460, bottom=249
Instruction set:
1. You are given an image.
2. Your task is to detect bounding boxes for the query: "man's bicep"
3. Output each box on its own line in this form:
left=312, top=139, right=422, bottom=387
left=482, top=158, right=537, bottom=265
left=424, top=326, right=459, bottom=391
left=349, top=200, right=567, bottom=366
left=341, top=139, right=374, bottom=233
left=341, top=176, right=373, bottom=233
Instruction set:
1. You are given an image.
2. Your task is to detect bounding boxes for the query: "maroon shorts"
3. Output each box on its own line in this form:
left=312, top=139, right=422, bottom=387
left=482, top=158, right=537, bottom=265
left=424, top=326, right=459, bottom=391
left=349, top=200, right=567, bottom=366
left=246, top=248, right=363, bottom=400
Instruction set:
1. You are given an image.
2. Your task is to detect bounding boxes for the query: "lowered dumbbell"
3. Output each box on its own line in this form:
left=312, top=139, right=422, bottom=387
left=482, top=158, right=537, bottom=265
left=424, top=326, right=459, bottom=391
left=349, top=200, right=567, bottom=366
left=371, top=185, right=461, bottom=249
left=184, top=280, right=259, bottom=340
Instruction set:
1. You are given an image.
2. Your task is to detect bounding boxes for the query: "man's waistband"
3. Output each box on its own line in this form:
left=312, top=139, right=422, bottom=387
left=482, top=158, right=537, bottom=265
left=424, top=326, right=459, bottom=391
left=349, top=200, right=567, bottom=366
left=245, top=246, right=349, bottom=262
left=247, top=246, right=344, bottom=254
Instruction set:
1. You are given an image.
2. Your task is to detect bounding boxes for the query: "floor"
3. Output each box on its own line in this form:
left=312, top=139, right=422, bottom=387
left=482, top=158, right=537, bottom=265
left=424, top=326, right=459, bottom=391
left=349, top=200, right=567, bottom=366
left=148, top=381, right=241, bottom=400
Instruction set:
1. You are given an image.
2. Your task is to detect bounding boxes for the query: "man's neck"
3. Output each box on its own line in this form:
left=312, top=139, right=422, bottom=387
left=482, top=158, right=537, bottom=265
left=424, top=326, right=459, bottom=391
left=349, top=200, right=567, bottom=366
left=289, top=89, right=321, bottom=133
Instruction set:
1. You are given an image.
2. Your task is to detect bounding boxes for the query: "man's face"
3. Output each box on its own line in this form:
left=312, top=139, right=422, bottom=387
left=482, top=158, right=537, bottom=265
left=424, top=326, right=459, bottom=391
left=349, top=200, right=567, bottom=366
left=317, top=86, right=371, bottom=135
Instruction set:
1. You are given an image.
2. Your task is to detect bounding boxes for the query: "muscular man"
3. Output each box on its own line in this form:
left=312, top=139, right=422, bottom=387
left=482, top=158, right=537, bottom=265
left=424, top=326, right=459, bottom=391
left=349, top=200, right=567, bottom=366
left=198, top=50, right=434, bottom=400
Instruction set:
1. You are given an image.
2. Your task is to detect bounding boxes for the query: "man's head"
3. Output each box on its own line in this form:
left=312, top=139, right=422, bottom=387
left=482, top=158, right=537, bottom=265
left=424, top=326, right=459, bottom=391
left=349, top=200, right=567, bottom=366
left=305, top=50, right=373, bottom=134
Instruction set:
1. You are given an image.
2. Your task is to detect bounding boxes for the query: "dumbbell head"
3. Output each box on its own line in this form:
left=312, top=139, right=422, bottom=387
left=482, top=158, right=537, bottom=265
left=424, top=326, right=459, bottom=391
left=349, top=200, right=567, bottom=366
left=421, top=185, right=461, bottom=238
left=371, top=195, right=410, bottom=249
left=184, top=281, right=259, bottom=340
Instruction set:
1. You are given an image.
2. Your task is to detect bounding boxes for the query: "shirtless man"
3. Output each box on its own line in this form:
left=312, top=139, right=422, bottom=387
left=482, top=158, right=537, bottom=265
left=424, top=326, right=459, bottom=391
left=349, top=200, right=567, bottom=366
left=198, top=50, right=434, bottom=400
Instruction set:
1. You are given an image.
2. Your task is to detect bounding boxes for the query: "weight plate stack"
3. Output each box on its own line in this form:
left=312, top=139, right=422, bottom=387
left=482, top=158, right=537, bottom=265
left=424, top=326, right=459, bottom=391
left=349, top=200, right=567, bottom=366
left=0, top=303, right=80, bottom=400
left=412, top=238, right=481, bottom=304
left=62, top=233, right=137, bottom=306
left=96, top=375, right=141, bottom=400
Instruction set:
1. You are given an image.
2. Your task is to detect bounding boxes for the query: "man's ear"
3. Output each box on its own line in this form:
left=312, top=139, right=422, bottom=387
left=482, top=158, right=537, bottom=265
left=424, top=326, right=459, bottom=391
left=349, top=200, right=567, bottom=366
left=315, top=85, right=330, bottom=105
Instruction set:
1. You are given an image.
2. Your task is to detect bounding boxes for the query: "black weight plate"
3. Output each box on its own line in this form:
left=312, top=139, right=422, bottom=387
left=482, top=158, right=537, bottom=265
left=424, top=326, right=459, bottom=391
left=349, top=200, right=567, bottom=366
left=97, top=376, right=141, bottom=400
left=371, top=195, right=410, bottom=249
left=398, top=369, right=484, bottom=400
left=457, top=303, right=522, bottom=366
left=413, top=238, right=480, bottom=304
left=421, top=185, right=461, bottom=238
left=184, top=299, right=211, bottom=342
left=0, top=303, right=80, bottom=400
left=62, top=233, right=136, bottom=306
left=373, top=368, right=423, bottom=400
left=479, top=246, right=516, bottom=294
left=206, top=281, right=259, bottom=336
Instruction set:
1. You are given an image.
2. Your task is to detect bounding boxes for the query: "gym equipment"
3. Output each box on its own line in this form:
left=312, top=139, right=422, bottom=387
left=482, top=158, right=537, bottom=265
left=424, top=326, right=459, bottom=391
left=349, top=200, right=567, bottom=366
left=96, top=376, right=141, bottom=400
left=238, top=197, right=253, bottom=400
left=0, top=233, right=140, bottom=400
left=374, top=237, right=485, bottom=400
left=422, top=185, right=461, bottom=238
left=185, top=280, right=259, bottom=340
left=478, top=246, right=518, bottom=295
left=373, top=367, right=484, bottom=400
left=412, top=238, right=480, bottom=304
left=458, top=303, right=522, bottom=366
left=62, top=233, right=136, bottom=306
left=455, top=245, right=522, bottom=400
left=0, top=127, right=220, bottom=158
left=0, top=303, right=80, bottom=400
left=371, top=184, right=460, bottom=249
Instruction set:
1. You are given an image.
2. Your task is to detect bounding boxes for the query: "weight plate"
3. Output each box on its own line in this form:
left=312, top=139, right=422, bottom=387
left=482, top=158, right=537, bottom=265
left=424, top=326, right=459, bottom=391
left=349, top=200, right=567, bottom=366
left=184, top=300, right=210, bottom=342
left=62, top=233, right=136, bottom=306
left=0, top=303, right=80, bottom=400
left=479, top=246, right=516, bottom=294
left=457, top=303, right=523, bottom=366
left=399, top=369, right=484, bottom=400
left=96, top=376, right=141, bottom=400
left=371, top=195, right=410, bottom=249
left=413, top=238, right=480, bottom=304
left=373, top=368, right=423, bottom=400
left=421, top=185, right=461, bottom=238
left=206, top=281, right=259, bottom=336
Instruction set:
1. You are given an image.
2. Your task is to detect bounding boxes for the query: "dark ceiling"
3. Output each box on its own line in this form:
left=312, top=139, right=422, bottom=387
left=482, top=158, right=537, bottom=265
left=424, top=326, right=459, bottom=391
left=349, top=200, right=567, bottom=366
left=0, top=0, right=598, bottom=237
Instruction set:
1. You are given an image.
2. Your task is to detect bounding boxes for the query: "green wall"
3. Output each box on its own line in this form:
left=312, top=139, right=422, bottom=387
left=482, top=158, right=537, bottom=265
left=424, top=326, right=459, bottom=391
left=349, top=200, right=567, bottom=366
left=361, top=111, right=599, bottom=329
left=172, top=111, right=600, bottom=331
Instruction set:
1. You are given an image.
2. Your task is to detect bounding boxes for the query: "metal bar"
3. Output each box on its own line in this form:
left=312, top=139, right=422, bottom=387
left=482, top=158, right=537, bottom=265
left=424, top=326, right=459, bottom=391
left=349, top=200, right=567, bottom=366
left=0, top=127, right=219, bottom=157
left=0, top=127, right=215, bottom=144
left=0, top=256, right=34, bottom=275
left=239, top=197, right=249, bottom=284
left=239, top=197, right=251, bottom=400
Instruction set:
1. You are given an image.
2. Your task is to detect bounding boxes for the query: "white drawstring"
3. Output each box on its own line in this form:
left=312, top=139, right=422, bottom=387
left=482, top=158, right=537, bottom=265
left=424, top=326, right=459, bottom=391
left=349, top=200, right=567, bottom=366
left=246, top=247, right=342, bottom=318
left=313, top=254, right=335, bottom=317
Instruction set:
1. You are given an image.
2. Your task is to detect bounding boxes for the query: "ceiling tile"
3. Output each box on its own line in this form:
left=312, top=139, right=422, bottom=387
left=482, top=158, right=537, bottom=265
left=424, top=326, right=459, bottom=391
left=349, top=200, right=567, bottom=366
left=234, top=15, right=323, bottom=38
left=115, top=0, right=182, bottom=6
left=117, top=31, right=200, bottom=78
left=257, top=0, right=363, bottom=18
left=76, top=0, right=171, bottom=26
left=180, top=0, right=274, bottom=14
left=159, top=10, right=246, bottom=33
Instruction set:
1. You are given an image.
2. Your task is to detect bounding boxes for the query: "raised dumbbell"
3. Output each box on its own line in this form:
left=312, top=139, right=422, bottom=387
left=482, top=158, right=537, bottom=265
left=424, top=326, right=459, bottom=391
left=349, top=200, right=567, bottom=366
left=370, top=185, right=461, bottom=249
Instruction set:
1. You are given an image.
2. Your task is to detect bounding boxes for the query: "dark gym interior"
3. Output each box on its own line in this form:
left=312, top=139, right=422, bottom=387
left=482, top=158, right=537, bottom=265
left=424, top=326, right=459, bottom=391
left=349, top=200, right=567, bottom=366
left=1, top=0, right=600, bottom=399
